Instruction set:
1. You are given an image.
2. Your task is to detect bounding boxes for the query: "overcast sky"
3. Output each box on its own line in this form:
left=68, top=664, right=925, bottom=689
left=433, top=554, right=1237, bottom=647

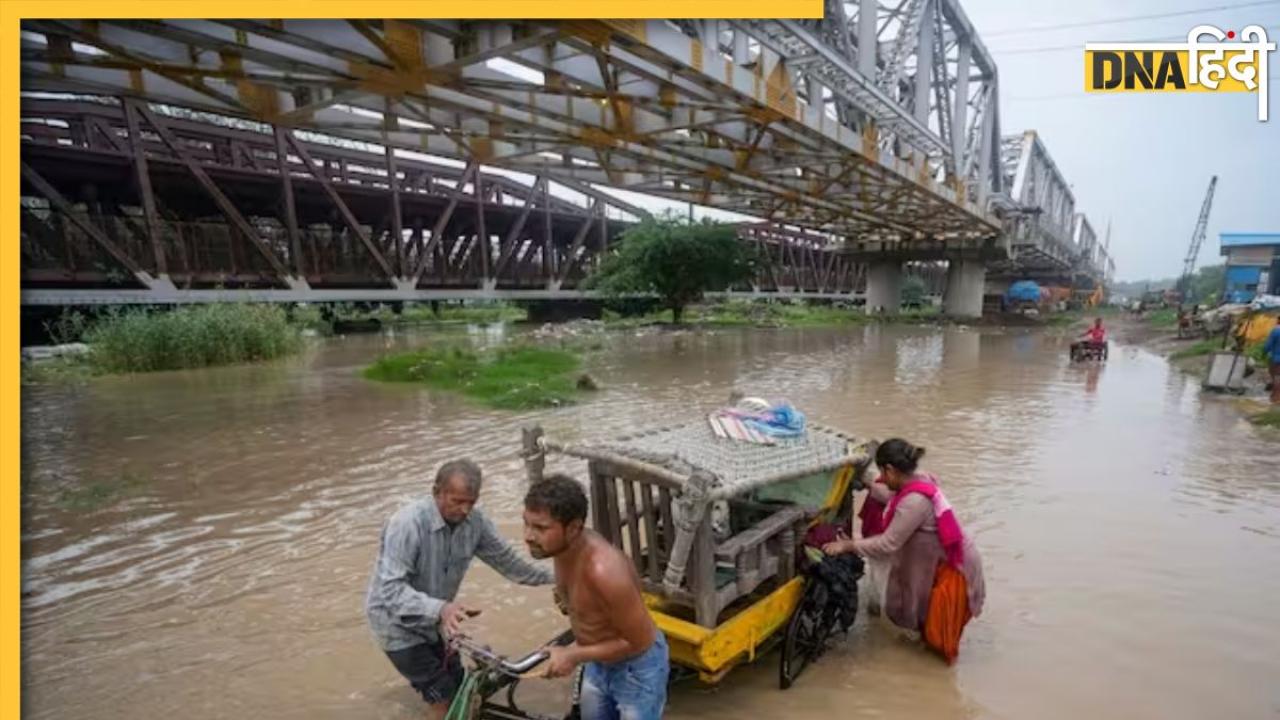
left=960, top=0, right=1279, bottom=280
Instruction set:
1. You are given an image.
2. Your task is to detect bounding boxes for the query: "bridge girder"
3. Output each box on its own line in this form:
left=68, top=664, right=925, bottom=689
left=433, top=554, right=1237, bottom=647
left=20, top=16, right=1001, bottom=247
left=19, top=96, right=867, bottom=304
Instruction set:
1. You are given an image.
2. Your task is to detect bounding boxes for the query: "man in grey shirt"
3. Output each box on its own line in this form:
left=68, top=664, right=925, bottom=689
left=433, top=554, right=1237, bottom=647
left=365, top=459, right=553, bottom=717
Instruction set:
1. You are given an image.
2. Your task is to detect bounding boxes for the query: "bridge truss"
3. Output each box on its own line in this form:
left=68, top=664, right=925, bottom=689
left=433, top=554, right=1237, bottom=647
left=19, top=14, right=1002, bottom=245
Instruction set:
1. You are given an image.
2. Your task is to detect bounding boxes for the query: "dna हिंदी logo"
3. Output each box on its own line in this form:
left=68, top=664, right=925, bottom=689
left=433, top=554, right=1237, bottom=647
left=1084, top=24, right=1275, bottom=121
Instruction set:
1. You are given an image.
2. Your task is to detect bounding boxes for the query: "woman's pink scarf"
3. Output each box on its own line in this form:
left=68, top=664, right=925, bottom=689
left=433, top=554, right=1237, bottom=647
left=882, top=474, right=966, bottom=569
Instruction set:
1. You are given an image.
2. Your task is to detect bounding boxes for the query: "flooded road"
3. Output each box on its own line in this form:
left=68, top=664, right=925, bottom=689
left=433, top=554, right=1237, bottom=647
left=20, top=324, right=1280, bottom=720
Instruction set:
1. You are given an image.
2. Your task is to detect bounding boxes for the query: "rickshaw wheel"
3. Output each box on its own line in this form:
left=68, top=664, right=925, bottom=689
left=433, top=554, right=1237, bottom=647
left=779, top=578, right=834, bottom=690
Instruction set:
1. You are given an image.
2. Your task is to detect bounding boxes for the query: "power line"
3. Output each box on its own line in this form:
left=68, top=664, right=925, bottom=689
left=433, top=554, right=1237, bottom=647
left=983, top=0, right=1280, bottom=37
left=1006, top=92, right=1102, bottom=103
left=994, top=36, right=1181, bottom=55
left=990, top=18, right=1279, bottom=54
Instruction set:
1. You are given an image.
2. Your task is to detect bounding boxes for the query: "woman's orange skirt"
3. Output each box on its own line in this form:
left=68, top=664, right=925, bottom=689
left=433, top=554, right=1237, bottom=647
left=923, top=562, right=971, bottom=664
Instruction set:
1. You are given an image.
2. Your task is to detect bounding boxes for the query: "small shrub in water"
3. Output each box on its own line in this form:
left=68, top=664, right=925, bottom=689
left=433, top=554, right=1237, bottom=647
left=364, top=345, right=582, bottom=410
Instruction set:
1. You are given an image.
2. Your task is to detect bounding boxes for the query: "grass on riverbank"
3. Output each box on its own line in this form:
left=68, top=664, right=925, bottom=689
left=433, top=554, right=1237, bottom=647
left=27, top=305, right=303, bottom=378
left=298, top=302, right=526, bottom=335
left=364, top=345, right=583, bottom=409
left=85, top=304, right=302, bottom=373
left=603, top=300, right=873, bottom=327
left=1168, top=338, right=1266, bottom=364
left=56, top=470, right=147, bottom=512
left=1250, top=408, right=1280, bottom=428
left=1147, top=308, right=1179, bottom=328
left=1171, top=338, right=1225, bottom=360
left=697, top=301, right=872, bottom=327
left=20, top=356, right=99, bottom=384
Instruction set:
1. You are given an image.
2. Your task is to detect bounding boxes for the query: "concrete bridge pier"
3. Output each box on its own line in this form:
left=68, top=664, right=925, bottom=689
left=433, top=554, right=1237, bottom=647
left=943, top=260, right=987, bottom=318
left=865, top=262, right=903, bottom=315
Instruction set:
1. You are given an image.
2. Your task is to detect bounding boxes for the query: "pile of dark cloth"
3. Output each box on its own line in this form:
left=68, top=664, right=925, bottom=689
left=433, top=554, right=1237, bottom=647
left=802, top=523, right=864, bottom=634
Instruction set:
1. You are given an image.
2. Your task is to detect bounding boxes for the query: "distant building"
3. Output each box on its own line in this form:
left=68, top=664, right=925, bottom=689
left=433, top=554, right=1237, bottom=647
left=1219, top=233, right=1280, bottom=302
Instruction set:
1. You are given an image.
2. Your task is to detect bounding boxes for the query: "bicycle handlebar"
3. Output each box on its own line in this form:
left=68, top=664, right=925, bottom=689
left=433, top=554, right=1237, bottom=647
left=450, top=629, right=575, bottom=676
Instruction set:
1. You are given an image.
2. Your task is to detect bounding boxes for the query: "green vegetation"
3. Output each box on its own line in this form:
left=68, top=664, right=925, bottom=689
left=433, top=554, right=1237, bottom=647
left=901, top=275, right=927, bottom=308
left=1171, top=338, right=1224, bottom=360
left=26, top=300, right=527, bottom=382
left=83, top=304, right=302, bottom=373
left=364, top=345, right=584, bottom=409
left=1112, top=265, right=1224, bottom=306
left=700, top=301, right=869, bottom=327
left=1249, top=408, right=1280, bottom=428
left=1185, top=265, right=1225, bottom=305
left=289, top=304, right=336, bottom=336
left=1168, top=340, right=1266, bottom=363
left=1147, top=308, right=1179, bottom=328
left=1245, top=341, right=1268, bottom=365
left=888, top=306, right=945, bottom=324
left=27, top=305, right=303, bottom=379
left=298, top=302, right=526, bottom=335
left=21, top=356, right=99, bottom=384
left=1044, top=311, right=1086, bottom=328
left=56, top=469, right=146, bottom=512
left=600, top=300, right=870, bottom=328
left=586, top=215, right=756, bottom=324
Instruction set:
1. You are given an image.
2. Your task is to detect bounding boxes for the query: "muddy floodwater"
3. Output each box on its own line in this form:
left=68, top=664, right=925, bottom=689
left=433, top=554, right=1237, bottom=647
left=20, top=324, right=1280, bottom=719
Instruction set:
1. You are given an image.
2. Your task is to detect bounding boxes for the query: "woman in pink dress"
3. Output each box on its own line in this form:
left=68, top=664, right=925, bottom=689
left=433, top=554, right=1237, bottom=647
left=825, top=439, right=986, bottom=644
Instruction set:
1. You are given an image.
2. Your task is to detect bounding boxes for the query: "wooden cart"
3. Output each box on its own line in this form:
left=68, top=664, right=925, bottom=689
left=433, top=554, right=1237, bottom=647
left=522, top=416, right=874, bottom=686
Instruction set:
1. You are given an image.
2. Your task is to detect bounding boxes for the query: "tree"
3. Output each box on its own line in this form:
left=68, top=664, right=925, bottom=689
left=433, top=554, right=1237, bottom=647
left=1187, top=264, right=1225, bottom=305
left=585, top=215, right=756, bottom=323
left=902, top=275, right=927, bottom=308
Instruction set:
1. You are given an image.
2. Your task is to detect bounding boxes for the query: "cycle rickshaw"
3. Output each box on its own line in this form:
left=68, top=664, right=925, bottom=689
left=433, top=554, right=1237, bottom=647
left=446, top=414, right=875, bottom=719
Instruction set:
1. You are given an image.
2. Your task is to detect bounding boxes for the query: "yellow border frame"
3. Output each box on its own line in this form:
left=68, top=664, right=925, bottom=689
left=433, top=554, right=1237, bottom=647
left=3, top=1, right=820, bottom=20
left=2, top=3, right=824, bottom=718
left=4, top=7, right=21, bottom=720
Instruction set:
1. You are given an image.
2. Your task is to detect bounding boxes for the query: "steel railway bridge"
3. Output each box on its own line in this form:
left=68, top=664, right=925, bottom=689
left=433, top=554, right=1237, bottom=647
left=18, top=15, right=1110, bottom=313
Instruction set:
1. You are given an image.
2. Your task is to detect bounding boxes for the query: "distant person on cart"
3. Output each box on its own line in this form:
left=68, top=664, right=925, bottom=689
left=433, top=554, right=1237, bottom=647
left=1071, top=317, right=1108, bottom=361
left=1265, top=322, right=1280, bottom=404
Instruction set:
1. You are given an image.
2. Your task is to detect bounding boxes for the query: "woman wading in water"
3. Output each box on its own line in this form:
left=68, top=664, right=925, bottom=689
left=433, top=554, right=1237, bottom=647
left=824, top=439, right=986, bottom=663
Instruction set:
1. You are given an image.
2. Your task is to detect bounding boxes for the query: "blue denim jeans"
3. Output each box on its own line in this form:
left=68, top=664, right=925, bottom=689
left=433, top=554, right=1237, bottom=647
left=579, top=633, right=669, bottom=720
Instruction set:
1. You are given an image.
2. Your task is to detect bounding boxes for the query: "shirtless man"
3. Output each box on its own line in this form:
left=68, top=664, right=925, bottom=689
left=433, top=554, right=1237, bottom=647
left=522, top=475, right=669, bottom=720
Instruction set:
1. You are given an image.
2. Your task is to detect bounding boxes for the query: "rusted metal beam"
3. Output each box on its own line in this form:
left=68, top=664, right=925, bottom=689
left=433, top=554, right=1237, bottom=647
left=760, top=232, right=784, bottom=291
left=599, top=201, right=609, bottom=256
left=132, top=103, right=292, bottom=281
left=123, top=100, right=167, bottom=275
left=84, top=116, right=126, bottom=152
left=230, top=140, right=263, bottom=171
left=475, top=172, right=490, bottom=283
left=556, top=200, right=602, bottom=286
left=410, top=218, right=425, bottom=278
left=821, top=251, right=838, bottom=292
left=492, top=176, right=546, bottom=278
left=543, top=178, right=555, bottom=281
left=385, top=144, right=405, bottom=276
left=347, top=20, right=410, bottom=68
left=20, top=161, right=152, bottom=284
left=282, top=129, right=396, bottom=282
left=29, top=21, right=248, bottom=112
left=272, top=126, right=304, bottom=276
left=412, top=161, right=477, bottom=283
left=451, top=234, right=479, bottom=276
